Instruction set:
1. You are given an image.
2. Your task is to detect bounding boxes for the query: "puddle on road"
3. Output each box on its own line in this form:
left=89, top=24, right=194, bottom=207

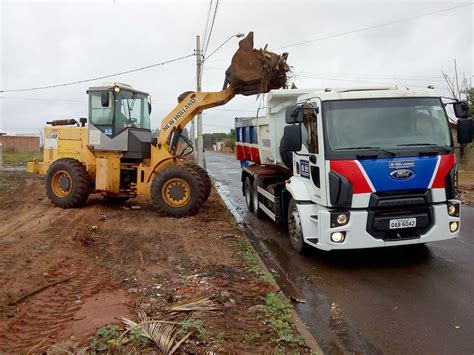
left=212, top=178, right=379, bottom=354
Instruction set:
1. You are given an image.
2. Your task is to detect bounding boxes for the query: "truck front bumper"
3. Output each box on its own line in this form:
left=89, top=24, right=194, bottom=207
left=297, top=202, right=460, bottom=251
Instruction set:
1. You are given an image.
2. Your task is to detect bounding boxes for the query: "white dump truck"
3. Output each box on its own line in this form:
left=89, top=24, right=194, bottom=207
left=235, top=86, right=472, bottom=252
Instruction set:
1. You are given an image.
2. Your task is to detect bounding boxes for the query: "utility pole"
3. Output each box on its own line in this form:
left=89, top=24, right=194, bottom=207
left=195, top=35, right=204, bottom=167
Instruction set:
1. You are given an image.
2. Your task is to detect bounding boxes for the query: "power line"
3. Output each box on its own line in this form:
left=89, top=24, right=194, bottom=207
left=274, top=3, right=472, bottom=50
left=203, top=0, right=220, bottom=57
left=0, top=53, right=195, bottom=93
left=201, top=0, right=213, bottom=53
left=207, top=3, right=472, bottom=63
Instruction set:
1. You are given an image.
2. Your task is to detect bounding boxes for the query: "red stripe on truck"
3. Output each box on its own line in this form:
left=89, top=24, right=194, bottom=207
left=431, top=154, right=455, bottom=188
left=330, top=160, right=373, bottom=194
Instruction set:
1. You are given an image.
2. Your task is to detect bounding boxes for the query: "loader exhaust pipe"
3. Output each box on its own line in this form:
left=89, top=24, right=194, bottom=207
left=223, top=32, right=290, bottom=96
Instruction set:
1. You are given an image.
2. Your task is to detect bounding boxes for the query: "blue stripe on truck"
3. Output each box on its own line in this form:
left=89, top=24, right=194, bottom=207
left=359, top=156, right=438, bottom=192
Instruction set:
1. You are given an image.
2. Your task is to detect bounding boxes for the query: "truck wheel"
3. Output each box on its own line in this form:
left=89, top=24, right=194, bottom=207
left=46, top=158, right=92, bottom=208
left=244, top=177, right=254, bottom=212
left=185, top=162, right=211, bottom=202
left=287, top=199, right=308, bottom=253
left=252, top=179, right=265, bottom=219
left=151, top=165, right=206, bottom=217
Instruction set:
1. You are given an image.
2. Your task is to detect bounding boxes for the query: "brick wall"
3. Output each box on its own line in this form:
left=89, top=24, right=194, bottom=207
left=0, top=136, right=40, bottom=152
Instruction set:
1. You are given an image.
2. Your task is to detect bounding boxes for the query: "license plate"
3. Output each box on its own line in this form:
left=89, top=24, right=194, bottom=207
left=389, top=218, right=416, bottom=229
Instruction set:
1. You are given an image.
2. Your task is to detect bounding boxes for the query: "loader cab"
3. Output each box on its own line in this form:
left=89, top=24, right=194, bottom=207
left=87, top=83, right=152, bottom=160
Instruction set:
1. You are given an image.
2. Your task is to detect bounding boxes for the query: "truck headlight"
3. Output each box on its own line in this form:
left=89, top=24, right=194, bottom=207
left=331, top=212, right=350, bottom=227
left=449, top=221, right=459, bottom=233
left=331, top=232, right=346, bottom=243
left=447, top=202, right=460, bottom=217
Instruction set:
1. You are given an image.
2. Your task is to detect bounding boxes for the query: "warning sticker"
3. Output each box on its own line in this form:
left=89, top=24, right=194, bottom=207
left=300, top=160, right=310, bottom=179
left=89, top=130, right=101, bottom=145
left=44, top=133, right=58, bottom=149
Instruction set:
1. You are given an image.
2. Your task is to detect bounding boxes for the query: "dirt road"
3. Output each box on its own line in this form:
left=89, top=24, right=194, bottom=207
left=206, top=151, right=474, bottom=355
left=0, top=172, right=308, bottom=353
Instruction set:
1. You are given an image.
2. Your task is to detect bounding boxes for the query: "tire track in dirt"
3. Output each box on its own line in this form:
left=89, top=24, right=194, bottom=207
left=0, top=263, right=114, bottom=353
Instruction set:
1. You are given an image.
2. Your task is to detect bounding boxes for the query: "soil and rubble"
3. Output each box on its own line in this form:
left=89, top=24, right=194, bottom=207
left=0, top=172, right=309, bottom=353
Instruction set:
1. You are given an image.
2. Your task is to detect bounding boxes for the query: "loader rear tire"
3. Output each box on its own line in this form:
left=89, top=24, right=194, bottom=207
left=151, top=165, right=206, bottom=217
left=185, top=162, right=211, bottom=201
left=46, top=158, right=92, bottom=208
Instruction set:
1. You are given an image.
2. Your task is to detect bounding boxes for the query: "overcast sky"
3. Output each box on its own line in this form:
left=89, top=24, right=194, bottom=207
left=0, top=0, right=472, bottom=136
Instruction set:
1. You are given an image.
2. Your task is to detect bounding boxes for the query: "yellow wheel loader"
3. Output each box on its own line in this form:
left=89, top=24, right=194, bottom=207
left=27, top=32, right=289, bottom=217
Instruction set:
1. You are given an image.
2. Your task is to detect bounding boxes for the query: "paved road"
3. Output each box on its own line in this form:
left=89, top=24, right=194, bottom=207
left=205, top=151, right=474, bottom=355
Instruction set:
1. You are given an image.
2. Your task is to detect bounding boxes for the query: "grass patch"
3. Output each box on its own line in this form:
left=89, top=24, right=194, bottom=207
left=90, top=325, right=120, bottom=353
left=234, top=236, right=274, bottom=284
left=242, top=331, right=261, bottom=344
left=264, top=293, right=304, bottom=346
left=179, top=317, right=209, bottom=342
left=1, top=150, right=42, bottom=167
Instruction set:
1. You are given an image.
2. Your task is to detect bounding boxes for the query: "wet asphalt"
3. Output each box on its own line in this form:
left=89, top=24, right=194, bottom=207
left=205, top=151, right=474, bottom=355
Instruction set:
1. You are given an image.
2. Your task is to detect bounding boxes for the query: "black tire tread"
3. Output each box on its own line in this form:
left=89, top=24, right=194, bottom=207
left=151, top=165, right=206, bottom=217
left=45, top=158, right=92, bottom=208
left=185, top=162, right=212, bottom=201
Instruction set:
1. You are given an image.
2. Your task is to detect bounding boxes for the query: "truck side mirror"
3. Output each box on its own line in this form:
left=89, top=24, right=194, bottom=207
left=453, top=101, right=470, bottom=119
left=101, top=91, right=110, bottom=107
left=285, top=105, right=304, bottom=124
left=283, top=125, right=302, bottom=151
left=457, top=118, right=473, bottom=144
left=148, top=102, right=152, bottom=114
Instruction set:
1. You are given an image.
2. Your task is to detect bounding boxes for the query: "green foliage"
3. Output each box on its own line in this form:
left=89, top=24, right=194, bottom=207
left=242, top=331, right=261, bottom=344
left=234, top=237, right=274, bottom=284
left=1, top=150, right=42, bottom=167
left=90, top=325, right=120, bottom=353
left=129, top=326, right=150, bottom=346
left=228, top=128, right=235, bottom=138
left=264, top=293, right=304, bottom=346
left=180, top=317, right=209, bottom=341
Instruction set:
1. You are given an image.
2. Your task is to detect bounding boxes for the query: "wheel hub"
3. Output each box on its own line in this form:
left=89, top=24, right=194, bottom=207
left=162, top=178, right=191, bottom=207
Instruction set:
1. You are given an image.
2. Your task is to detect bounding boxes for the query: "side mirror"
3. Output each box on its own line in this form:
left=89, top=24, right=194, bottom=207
left=282, top=125, right=302, bottom=151
left=285, top=105, right=304, bottom=124
left=148, top=102, right=152, bottom=114
left=453, top=101, right=470, bottom=119
left=101, top=91, right=110, bottom=107
left=457, top=118, right=473, bottom=144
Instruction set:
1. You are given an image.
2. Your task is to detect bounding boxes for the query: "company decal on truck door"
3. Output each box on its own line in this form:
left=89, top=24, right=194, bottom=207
left=300, top=160, right=310, bottom=179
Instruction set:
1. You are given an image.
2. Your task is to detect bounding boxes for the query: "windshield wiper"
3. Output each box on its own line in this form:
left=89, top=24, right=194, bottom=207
left=396, top=143, right=450, bottom=153
left=335, top=146, right=396, bottom=156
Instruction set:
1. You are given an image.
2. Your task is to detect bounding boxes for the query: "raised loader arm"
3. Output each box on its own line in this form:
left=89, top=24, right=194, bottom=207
left=148, top=87, right=236, bottom=176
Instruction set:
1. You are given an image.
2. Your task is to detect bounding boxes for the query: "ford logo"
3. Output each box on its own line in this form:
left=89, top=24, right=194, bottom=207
left=390, top=169, right=414, bottom=180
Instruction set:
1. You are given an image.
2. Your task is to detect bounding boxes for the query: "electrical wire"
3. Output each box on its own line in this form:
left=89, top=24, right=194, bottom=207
left=274, top=3, right=472, bottom=50
left=203, top=0, right=220, bottom=57
left=206, top=3, right=472, bottom=63
left=0, top=53, right=195, bottom=93
left=201, top=0, right=213, bottom=54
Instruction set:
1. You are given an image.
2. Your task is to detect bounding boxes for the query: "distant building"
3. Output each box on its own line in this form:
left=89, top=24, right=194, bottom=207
left=0, top=135, right=41, bottom=152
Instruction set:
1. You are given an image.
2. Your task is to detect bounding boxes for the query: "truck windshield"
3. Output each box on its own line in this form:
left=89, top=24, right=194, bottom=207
left=323, top=98, right=451, bottom=153
left=114, top=90, right=151, bottom=132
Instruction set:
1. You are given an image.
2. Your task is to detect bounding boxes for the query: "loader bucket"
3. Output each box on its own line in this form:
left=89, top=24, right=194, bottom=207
left=224, top=32, right=289, bottom=95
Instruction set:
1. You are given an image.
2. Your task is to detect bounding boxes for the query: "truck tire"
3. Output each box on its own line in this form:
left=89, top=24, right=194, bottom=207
left=244, top=177, right=254, bottom=212
left=287, top=199, right=308, bottom=253
left=185, top=162, right=211, bottom=202
left=46, top=158, right=92, bottom=208
left=151, top=165, right=206, bottom=217
left=252, top=179, right=265, bottom=219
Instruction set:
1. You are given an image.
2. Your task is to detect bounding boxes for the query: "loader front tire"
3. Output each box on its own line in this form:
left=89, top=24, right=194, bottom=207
left=151, top=165, right=206, bottom=217
left=185, top=162, right=212, bottom=202
left=46, top=158, right=92, bottom=208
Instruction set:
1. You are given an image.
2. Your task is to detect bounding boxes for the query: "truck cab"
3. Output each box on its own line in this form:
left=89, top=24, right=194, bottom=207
left=236, top=86, right=472, bottom=252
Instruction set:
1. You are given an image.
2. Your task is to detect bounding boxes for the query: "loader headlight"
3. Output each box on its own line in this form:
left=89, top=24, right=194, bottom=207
left=449, top=221, right=459, bottom=233
left=447, top=202, right=460, bottom=217
left=330, top=212, right=350, bottom=227
left=330, top=232, right=346, bottom=243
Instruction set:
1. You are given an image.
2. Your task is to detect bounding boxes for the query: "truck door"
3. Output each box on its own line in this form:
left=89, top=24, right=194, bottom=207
left=295, top=102, right=324, bottom=205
